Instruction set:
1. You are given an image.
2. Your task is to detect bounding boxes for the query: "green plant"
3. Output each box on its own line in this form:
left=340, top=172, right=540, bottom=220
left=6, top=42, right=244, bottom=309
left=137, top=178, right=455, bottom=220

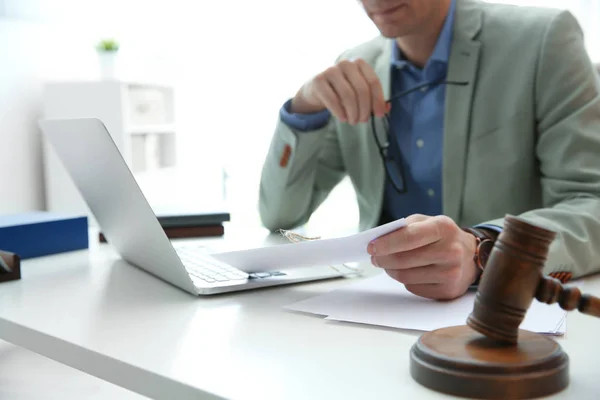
left=96, top=39, right=120, bottom=52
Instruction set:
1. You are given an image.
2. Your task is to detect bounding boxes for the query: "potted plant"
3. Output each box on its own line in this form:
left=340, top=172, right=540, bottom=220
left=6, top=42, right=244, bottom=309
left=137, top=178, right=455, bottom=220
left=96, top=39, right=120, bottom=80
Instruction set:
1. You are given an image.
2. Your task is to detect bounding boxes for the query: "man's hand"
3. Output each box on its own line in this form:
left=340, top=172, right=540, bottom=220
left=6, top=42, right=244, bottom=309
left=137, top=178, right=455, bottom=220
left=367, top=214, right=480, bottom=300
left=290, top=58, right=389, bottom=124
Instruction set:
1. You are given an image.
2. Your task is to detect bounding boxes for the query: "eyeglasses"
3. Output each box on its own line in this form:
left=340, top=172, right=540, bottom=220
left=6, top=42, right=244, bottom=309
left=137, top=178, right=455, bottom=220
left=371, top=78, right=469, bottom=194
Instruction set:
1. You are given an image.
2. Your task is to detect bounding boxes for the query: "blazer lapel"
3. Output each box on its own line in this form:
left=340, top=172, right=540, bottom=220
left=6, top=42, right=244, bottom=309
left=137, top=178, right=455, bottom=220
left=366, top=39, right=393, bottom=227
left=374, top=39, right=393, bottom=101
left=443, top=0, right=483, bottom=222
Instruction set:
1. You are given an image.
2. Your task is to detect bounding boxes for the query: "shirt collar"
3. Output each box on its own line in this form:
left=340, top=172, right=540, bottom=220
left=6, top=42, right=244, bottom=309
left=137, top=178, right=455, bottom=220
left=391, top=0, right=457, bottom=69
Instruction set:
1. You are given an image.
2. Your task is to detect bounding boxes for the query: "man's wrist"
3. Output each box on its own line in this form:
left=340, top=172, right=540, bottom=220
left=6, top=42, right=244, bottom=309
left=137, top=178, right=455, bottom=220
left=463, top=226, right=497, bottom=242
left=461, top=226, right=500, bottom=287
left=280, top=99, right=331, bottom=132
left=474, top=224, right=502, bottom=241
left=290, top=94, right=326, bottom=114
left=471, top=264, right=483, bottom=286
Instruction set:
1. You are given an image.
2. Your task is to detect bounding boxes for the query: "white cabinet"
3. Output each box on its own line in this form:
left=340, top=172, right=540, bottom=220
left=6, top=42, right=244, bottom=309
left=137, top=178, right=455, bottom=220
left=41, top=80, right=178, bottom=218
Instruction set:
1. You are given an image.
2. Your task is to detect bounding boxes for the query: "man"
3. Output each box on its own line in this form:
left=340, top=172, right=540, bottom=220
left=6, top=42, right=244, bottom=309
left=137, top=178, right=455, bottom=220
left=258, top=0, right=600, bottom=300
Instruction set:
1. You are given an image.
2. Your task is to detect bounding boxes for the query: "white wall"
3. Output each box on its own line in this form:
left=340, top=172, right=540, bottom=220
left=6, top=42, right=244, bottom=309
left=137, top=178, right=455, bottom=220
left=0, top=12, right=166, bottom=215
left=0, top=19, right=100, bottom=213
left=0, top=26, right=43, bottom=212
left=0, top=2, right=195, bottom=216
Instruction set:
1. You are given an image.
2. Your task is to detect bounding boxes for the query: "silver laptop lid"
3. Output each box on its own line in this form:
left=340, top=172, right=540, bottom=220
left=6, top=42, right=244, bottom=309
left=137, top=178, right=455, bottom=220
left=39, top=117, right=198, bottom=295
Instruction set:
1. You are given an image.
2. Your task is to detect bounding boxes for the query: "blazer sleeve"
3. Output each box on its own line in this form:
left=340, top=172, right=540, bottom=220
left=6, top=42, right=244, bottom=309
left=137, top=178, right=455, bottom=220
left=480, top=11, right=600, bottom=279
left=258, top=115, right=346, bottom=232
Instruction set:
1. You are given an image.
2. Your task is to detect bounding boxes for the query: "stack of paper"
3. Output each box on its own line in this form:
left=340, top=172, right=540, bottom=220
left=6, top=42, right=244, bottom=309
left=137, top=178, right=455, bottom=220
left=285, top=273, right=569, bottom=335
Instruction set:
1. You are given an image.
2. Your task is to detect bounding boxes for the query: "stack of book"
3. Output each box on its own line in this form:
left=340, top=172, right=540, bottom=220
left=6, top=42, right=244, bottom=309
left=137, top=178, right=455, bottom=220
left=99, top=205, right=230, bottom=242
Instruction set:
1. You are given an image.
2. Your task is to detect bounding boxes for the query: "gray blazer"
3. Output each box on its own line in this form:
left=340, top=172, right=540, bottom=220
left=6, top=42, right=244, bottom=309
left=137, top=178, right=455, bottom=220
left=258, top=0, right=600, bottom=279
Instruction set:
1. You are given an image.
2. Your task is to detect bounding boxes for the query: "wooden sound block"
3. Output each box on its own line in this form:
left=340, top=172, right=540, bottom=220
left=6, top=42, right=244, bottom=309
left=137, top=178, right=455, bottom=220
left=0, top=250, right=21, bottom=284
left=410, top=325, right=569, bottom=399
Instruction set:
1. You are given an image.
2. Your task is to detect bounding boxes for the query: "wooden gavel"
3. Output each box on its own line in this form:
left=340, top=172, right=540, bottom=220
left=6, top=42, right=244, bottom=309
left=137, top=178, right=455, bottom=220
left=409, top=214, right=598, bottom=399
left=467, top=214, right=600, bottom=344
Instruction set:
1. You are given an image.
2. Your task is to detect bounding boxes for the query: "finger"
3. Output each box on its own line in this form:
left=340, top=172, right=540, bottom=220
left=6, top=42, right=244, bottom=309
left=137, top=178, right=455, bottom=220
left=370, top=219, right=441, bottom=256
left=371, top=241, right=449, bottom=270
left=405, top=214, right=429, bottom=224
left=339, top=60, right=371, bottom=123
left=355, top=58, right=386, bottom=117
left=384, top=263, right=461, bottom=285
left=313, top=75, right=347, bottom=121
left=366, top=214, right=428, bottom=257
left=327, top=66, right=360, bottom=124
left=405, top=283, right=464, bottom=301
left=369, top=215, right=454, bottom=256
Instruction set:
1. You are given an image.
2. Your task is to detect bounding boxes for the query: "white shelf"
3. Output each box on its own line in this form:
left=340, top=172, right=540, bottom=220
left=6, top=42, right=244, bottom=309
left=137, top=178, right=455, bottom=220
left=127, top=124, right=176, bottom=135
left=41, top=80, right=178, bottom=218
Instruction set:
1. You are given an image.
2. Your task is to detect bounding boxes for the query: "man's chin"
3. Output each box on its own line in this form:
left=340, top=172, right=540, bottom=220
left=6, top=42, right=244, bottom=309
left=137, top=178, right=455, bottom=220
left=375, top=25, right=413, bottom=39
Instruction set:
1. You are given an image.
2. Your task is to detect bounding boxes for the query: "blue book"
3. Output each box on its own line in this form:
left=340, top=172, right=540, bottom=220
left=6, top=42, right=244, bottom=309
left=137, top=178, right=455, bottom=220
left=0, top=211, right=88, bottom=259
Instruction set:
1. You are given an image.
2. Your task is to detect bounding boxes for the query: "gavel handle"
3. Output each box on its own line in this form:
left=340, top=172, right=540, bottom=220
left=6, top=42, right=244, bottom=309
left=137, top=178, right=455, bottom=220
left=536, top=276, right=600, bottom=318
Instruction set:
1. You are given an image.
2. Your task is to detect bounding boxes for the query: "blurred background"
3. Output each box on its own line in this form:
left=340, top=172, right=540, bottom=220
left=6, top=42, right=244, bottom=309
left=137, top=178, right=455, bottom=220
left=1, top=0, right=599, bottom=237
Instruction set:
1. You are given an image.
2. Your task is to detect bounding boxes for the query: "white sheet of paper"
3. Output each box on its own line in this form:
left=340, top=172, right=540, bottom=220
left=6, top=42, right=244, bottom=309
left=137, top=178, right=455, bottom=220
left=284, top=273, right=571, bottom=335
left=211, top=218, right=407, bottom=273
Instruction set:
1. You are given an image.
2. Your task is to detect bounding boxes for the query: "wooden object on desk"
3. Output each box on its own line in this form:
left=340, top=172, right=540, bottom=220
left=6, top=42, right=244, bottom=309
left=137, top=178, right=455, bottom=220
left=99, top=224, right=224, bottom=243
left=0, top=250, right=21, bottom=283
left=410, top=325, right=567, bottom=399
left=410, top=215, right=600, bottom=399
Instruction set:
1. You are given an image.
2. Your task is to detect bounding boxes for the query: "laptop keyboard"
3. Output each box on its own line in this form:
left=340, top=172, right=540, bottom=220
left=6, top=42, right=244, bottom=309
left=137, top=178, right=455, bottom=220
left=175, top=247, right=249, bottom=284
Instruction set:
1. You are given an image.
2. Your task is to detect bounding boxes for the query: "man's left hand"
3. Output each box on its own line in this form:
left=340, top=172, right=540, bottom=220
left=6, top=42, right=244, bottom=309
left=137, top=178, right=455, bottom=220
left=367, top=214, right=480, bottom=300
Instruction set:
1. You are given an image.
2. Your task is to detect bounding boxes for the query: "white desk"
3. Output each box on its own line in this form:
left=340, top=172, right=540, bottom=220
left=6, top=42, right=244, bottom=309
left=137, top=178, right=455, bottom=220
left=1, top=229, right=600, bottom=400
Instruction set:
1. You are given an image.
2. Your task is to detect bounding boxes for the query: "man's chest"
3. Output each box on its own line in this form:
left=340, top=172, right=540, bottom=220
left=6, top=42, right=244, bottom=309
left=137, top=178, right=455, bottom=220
left=388, top=69, right=446, bottom=180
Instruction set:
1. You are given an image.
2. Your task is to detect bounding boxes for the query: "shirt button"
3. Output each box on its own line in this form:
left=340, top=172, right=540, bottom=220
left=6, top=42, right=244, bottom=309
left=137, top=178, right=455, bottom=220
left=416, top=139, right=425, bottom=148
left=420, top=86, right=428, bottom=92
left=428, top=189, right=435, bottom=197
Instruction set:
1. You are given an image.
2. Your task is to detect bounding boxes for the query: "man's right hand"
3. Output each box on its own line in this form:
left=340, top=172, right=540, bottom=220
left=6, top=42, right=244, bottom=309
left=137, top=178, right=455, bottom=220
left=290, top=58, right=388, bottom=125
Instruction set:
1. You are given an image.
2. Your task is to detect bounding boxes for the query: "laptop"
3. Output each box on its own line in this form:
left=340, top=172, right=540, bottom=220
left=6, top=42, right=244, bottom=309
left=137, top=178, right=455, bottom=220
left=39, top=117, right=358, bottom=296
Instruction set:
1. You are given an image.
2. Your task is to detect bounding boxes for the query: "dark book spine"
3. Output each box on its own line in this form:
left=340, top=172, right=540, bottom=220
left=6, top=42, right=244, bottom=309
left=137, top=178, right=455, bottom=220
left=99, top=224, right=224, bottom=243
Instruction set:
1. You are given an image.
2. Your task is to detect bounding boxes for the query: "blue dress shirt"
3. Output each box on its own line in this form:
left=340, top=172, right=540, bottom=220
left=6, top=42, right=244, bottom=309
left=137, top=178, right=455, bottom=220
left=279, top=0, right=500, bottom=235
left=380, top=0, right=456, bottom=221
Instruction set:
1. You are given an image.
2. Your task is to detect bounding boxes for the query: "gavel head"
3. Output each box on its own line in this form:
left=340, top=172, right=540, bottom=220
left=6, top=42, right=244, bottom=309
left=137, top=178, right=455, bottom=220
left=467, top=215, right=557, bottom=344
